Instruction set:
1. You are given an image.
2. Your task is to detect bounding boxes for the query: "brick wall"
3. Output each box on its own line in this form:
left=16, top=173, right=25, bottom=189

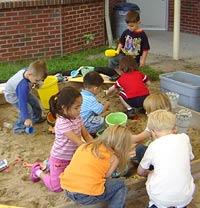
left=62, top=3, right=104, bottom=54
left=168, top=0, right=200, bottom=35
left=0, top=0, right=105, bottom=62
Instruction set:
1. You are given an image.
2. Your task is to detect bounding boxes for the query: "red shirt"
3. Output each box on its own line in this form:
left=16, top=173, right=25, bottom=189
left=115, top=70, right=149, bottom=99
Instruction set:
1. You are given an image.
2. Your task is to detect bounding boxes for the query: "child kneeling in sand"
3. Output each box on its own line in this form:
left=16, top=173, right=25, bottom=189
left=137, top=110, right=195, bottom=208
left=30, top=86, right=93, bottom=192
left=4, top=60, right=48, bottom=133
left=60, top=125, right=133, bottom=208
left=80, top=71, right=110, bottom=135
left=106, top=56, right=150, bottom=119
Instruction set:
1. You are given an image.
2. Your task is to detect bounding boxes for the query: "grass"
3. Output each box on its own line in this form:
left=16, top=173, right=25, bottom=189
left=0, top=47, right=162, bottom=81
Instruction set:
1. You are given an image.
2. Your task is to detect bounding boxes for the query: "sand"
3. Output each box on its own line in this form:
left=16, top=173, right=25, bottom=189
left=1, top=54, right=200, bottom=207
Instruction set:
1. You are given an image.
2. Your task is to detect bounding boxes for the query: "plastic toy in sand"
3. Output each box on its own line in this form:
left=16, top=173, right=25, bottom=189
left=105, top=112, right=127, bottom=126
left=104, top=49, right=120, bottom=57
left=47, top=112, right=56, bottom=126
left=0, top=159, right=8, bottom=171
left=166, top=91, right=180, bottom=111
left=176, top=108, right=192, bottom=133
left=25, top=126, right=35, bottom=134
left=70, top=66, right=95, bottom=78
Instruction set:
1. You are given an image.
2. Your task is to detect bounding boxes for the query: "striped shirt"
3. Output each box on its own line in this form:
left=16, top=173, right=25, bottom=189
left=50, top=116, right=83, bottom=161
left=80, top=89, right=104, bottom=123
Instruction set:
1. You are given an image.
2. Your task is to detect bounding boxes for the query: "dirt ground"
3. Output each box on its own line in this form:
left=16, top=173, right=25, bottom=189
left=0, top=54, right=200, bottom=208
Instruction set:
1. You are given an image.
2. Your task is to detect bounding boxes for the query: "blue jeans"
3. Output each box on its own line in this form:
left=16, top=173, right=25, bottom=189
left=84, top=113, right=105, bottom=134
left=122, top=95, right=148, bottom=108
left=108, top=53, right=139, bottom=72
left=149, top=205, right=187, bottom=208
left=135, top=144, right=154, bottom=170
left=108, top=53, right=125, bottom=72
left=13, top=93, right=42, bottom=133
left=65, top=178, right=127, bottom=208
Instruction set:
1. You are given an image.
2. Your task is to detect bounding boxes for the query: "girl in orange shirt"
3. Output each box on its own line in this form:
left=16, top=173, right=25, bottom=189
left=60, top=125, right=134, bottom=208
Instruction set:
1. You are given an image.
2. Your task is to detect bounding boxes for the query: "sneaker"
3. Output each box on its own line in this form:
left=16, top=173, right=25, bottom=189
left=111, top=170, right=121, bottom=178
left=131, top=157, right=140, bottom=166
left=125, top=108, right=137, bottom=119
left=109, top=74, right=120, bottom=81
left=35, top=116, right=46, bottom=124
left=30, top=163, right=41, bottom=183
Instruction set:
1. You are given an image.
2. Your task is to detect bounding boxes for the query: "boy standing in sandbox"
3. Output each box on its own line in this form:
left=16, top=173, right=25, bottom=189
left=108, top=10, right=150, bottom=80
left=80, top=71, right=110, bottom=135
left=4, top=60, right=48, bottom=134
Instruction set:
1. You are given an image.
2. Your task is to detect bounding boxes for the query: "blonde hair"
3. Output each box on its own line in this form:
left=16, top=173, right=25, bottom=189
left=143, top=92, right=172, bottom=114
left=28, top=59, right=48, bottom=80
left=84, top=125, right=132, bottom=172
left=147, top=109, right=176, bottom=132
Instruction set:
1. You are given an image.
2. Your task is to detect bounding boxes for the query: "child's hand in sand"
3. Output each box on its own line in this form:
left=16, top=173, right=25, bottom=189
left=24, top=119, right=32, bottom=127
left=104, top=90, right=109, bottom=96
left=103, top=101, right=110, bottom=111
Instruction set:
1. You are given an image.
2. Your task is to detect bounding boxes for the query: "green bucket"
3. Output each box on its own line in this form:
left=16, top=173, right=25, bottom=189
left=105, top=112, right=127, bottom=126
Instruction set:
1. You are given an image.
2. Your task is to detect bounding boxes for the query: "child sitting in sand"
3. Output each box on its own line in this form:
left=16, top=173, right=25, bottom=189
left=133, top=92, right=172, bottom=143
left=60, top=125, right=133, bottom=208
left=80, top=71, right=110, bottom=135
left=137, top=110, right=195, bottom=208
left=132, top=92, right=172, bottom=163
left=30, top=86, right=93, bottom=192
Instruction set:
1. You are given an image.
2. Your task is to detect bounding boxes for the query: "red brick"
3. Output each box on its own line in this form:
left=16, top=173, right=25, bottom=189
left=6, top=11, right=18, bottom=16
left=0, top=1, right=106, bottom=61
left=0, top=17, right=12, bottom=21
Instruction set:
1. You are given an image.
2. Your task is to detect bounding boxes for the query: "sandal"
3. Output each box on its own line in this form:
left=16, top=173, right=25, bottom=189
left=30, top=163, right=41, bottom=183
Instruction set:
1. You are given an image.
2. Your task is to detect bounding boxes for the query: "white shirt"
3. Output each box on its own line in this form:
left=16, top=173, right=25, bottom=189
left=140, top=133, right=195, bottom=208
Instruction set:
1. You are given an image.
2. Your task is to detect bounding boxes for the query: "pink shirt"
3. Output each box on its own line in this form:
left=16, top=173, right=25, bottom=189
left=50, top=116, right=83, bottom=161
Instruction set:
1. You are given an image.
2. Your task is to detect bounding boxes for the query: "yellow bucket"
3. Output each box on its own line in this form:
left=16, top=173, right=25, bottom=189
left=37, top=76, right=59, bottom=109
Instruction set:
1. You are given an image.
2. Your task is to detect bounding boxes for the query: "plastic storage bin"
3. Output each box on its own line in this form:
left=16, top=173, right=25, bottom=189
left=160, top=71, right=200, bottom=112
left=37, top=76, right=59, bottom=109
left=113, top=2, right=140, bottom=39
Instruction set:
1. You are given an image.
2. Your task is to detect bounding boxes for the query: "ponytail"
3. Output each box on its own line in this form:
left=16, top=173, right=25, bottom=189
left=49, top=93, right=59, bottom=119
left=49, top=86, right=81, bottom=119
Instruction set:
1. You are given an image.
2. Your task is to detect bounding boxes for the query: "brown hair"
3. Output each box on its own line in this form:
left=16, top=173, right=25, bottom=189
left=125, top=11, right=140, bottom=24
left=143, top=92, right=172, bottom=114
left=119, top=56, right=138, bottom=73
left=28, top=59, right=48, bottom=80
left=84, top=125, right=133, bottom=172
left=49, top=86, right=81, bottom=119
left=83, top=71, right=104, bottom=88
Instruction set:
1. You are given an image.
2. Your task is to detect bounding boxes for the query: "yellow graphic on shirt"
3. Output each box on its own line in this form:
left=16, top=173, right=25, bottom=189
left=122, top=35, right=141, bottom=56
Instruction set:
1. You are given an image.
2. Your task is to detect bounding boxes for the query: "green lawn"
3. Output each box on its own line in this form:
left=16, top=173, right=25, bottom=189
left=0, top=47, right=161, bottom=81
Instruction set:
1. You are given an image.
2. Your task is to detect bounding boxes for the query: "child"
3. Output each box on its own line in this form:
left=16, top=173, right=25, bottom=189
left=133, top=92, right=172, bottom=143
left=81, top=71, right=110, bottom=134
left=137, top=110, right=195, bottom=208
left=106, top=56, right=150, bottom=118
left=30, top=86, right=93, bottom=192
left=132, top=92, right=172, bottom=164
left=60, top=125, right=133, bottom=208
left=3, top=60, right=48, bottom=134
left=109, top=10, right=150, bottom=80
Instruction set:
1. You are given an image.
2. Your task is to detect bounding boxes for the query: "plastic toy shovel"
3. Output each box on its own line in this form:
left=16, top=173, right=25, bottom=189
left=105, top=49, right=119, bottom=57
